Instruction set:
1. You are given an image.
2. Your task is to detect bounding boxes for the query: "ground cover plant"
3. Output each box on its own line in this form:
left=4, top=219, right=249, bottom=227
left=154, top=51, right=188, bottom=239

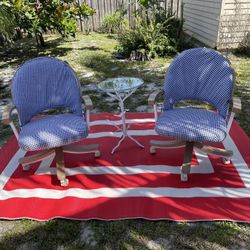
left=0, top=33, right=250, bottom=249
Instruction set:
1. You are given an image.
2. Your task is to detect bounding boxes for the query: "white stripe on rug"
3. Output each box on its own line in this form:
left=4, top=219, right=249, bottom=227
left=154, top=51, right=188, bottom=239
left=0, top=149, right=26, bottom=189
left=34, top=150, right=214, bottom=175
left=90, top=118, right=155, bottom=126
left=87, top=129, right=157, bottom=138
left=0, top=186, right=250, bottom=200
left=223, top=136, right=250, bottom=188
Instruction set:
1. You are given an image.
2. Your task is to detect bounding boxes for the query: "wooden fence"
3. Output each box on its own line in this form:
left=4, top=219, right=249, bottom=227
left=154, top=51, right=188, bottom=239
left=78, top=0, right=182, bottom=32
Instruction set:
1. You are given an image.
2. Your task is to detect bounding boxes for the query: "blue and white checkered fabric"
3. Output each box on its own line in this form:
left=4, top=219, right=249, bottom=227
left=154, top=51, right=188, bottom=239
left=11, top=57, right=88, bottom=151
left=18, top=114, right=88, bottom=151
left=163, top=48, right=234, bottom=119
left=156, top=48, right=234, bottom=143
left=156, top=108, right=227, bottom=142
left=12, top=57, right=83, bottom=126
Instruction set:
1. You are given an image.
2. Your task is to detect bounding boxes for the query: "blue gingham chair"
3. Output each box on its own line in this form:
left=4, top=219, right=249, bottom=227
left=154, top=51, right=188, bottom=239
left=148, top=48, right=241, bottom=181
left=3, top=57, right=100, bottom=186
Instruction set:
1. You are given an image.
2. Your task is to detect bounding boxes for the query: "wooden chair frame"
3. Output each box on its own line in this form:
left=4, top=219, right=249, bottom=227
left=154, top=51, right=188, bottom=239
left=3, top=95, right=100, bottom=187
left=148, top=90, right=242, bottom=181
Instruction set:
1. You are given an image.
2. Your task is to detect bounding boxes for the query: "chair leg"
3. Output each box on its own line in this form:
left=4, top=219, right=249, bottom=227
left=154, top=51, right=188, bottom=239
left=222, top=157, right=231, bottom=165
left=55, top=147, right=69, bottom=187
left=194, top=142, right=233, bottom=159
left=23, top=165, right=31, bottom=171
left=19, top=149, right=55, bottom=171
left=150, top=140, right=185, bottom=154
left=181, top=142, right=194, bottom=182
left=63, top=144, right=100, bottom=158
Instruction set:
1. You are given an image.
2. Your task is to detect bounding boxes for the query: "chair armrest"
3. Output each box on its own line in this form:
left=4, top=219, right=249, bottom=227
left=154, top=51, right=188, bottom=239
left=1, top=105, right=19, bottom=139
left=2, top=105, right=14, bottom=125
left=82, top=95, right=93, bottom=110
left=148, top=90, right=162, bottom=106
left=82, top=95, right=93, bottom=128
left=148, top=90, right=163, bottom=121
left=232, top=96, right=241, bottom=115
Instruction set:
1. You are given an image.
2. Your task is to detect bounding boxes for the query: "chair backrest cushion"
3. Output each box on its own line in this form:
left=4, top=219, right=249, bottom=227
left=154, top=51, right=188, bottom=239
left=164, top=48, right=234, bottom=118
left=12, top=57, right=83, bottom=126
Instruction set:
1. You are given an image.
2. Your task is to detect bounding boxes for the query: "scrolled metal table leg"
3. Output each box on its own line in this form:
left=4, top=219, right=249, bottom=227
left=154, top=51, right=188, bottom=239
left=111, top=135, right=126, bottom=154
left=127, top=134, right=144, bottom=148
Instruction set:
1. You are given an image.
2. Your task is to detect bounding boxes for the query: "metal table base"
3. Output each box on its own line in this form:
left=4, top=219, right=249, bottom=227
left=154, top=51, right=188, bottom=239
left=106, top=90, right=144, bottom=154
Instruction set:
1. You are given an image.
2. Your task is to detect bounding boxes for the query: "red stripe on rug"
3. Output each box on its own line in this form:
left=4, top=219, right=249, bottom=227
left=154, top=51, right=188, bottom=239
left=0, top=197, right=250, bottom=221
left=3, top=138, right=245, bottom=190
left=0, top=136, right=19, bottom=174
left=229, top=121, right=250, bottom=169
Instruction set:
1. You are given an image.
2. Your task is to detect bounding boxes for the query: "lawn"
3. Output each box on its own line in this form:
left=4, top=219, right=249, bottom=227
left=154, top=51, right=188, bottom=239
left=0, top=33, right=249, bottom=249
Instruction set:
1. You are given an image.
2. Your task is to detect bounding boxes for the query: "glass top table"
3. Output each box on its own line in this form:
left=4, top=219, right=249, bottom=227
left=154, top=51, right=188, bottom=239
left=98, top=77, right=144, bottom=154
left=98, top=77, right=143, bottom=93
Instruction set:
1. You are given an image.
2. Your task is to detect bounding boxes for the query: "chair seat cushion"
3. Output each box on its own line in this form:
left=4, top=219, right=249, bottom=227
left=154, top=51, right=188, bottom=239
left=155, top=108, right=227, bottom=143
left=19, top=114, right=88, bottom=151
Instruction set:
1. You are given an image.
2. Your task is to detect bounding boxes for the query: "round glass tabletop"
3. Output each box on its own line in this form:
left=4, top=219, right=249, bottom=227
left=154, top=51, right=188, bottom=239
left=98, top=77, right=144, bottom=93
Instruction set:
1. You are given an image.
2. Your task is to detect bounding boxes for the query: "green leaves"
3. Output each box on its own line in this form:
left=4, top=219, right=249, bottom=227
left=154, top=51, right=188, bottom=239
left=12, top=0, right=24, bottom=10
left=137, top=0, right=164, bottom=9
left=0, top=0, right=94, bottom=46
left=101, top=9, right=127, bottom=34
left=79, top=3, right=95, bottom=17
left=0, top=2, right=17, bottom=40
left=117, top=11, right=179, bottom=59
left=137, top=0, right=151, bottom=8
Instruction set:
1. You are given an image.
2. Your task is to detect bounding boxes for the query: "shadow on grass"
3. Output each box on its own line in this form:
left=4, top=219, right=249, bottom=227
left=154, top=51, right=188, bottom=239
left=0, top=219, right=248, bottom=250
left=87, top=220, right=250, bottom=249
left=0, top=220, right=83, bottom=250
left=79, top=52, right=165, bottom=82
left=0, top=37, right=73, bottom=69
left=75, top=46, right=108, bottom=52
left=0, top=123, right=13, bottom=148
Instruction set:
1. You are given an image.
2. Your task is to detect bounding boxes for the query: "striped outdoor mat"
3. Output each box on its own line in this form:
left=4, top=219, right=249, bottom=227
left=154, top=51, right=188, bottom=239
left=0, top=113, right=250, bottom=221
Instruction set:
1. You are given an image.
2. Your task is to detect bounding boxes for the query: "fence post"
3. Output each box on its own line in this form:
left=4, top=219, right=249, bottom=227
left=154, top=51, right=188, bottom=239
left=103, top=0, right=106, bottom=15
left=89, top=0, right=95, bottom=31
left=176, top=0, right=180, bottom=17
left=128, top=0, right=131, bottom=28
left=78, top=0, right=83, bottom=32
left=181, top=1, right=184, bottom=23
left=109, top=0, right=112, bottom=14
left=97, top=0, right=101, bottom=28
left=170, top=0, right=173, bottom=15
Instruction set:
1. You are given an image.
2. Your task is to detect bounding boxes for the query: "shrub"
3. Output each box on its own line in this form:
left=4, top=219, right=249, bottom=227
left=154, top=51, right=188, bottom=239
left=100, top=9, right=128, bottom=34
left=235, top=32, right=250, bottom=57
left=0, top=2, right=16, bottom=44
left=116, top=0, right=193, bottom=60
left=116, top=14, right=180, bottom=59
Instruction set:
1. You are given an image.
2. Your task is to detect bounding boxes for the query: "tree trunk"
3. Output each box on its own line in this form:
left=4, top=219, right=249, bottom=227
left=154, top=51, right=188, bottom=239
left=16, top=28, right=23, bottom=39
left=36, top=33, right=45, bottom=47
left=38, top=33, right=45, bottom=47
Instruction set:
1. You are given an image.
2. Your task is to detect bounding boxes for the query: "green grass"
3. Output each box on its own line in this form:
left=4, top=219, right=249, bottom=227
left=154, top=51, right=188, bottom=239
left=229, top=54, right=250, bottom=136
left=0, top=33, right=250, bottom=249
left=0, top=220, right=249, bottom=249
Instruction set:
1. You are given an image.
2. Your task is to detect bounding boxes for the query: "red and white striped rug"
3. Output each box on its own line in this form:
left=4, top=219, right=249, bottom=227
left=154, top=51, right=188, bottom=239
left=0, top=113, right=250, bottom=222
